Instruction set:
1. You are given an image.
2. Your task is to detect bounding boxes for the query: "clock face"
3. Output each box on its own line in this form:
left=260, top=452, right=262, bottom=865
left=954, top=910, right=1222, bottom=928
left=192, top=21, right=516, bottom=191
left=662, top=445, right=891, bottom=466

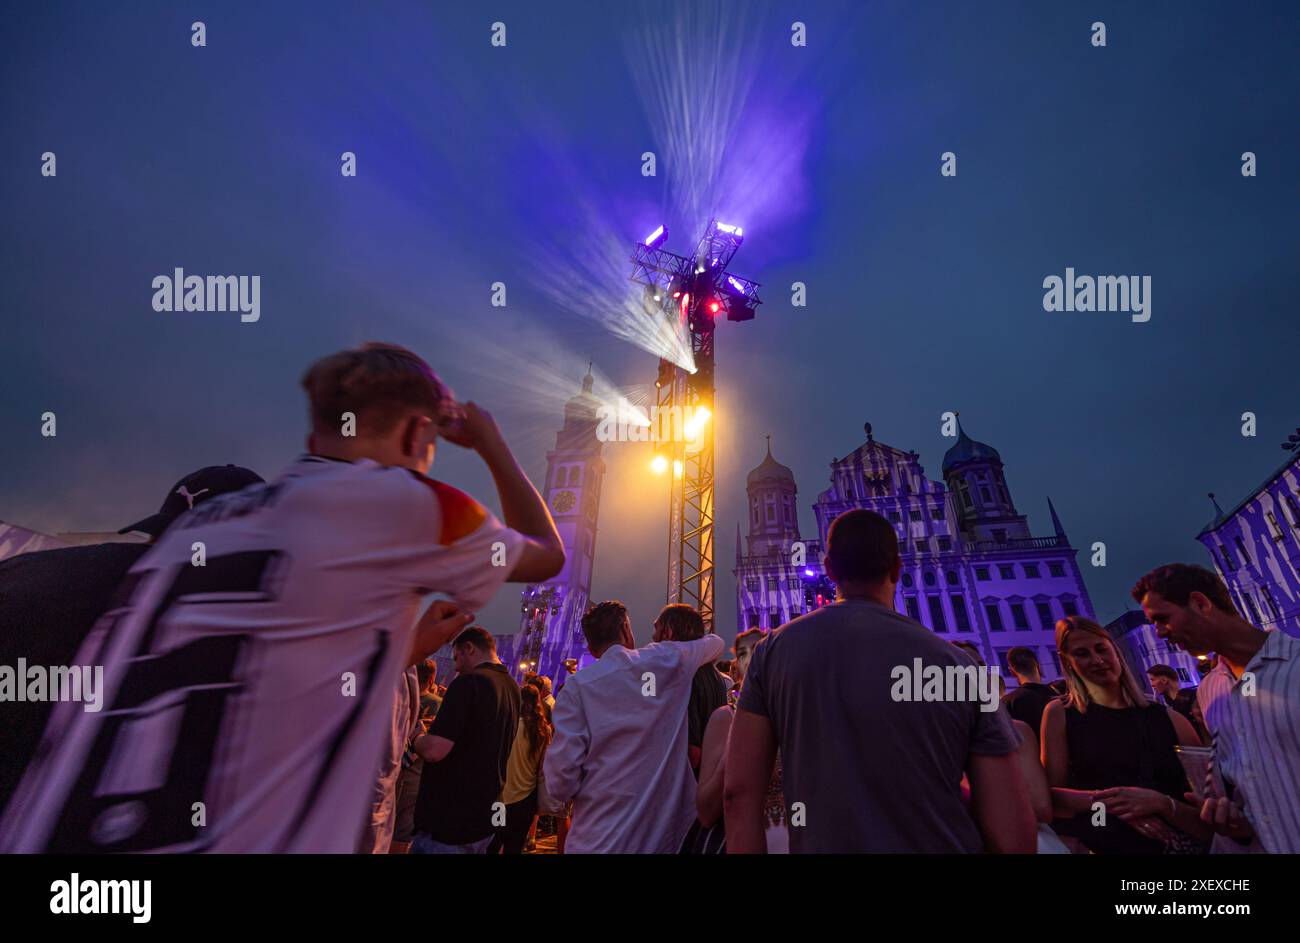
left=552, top=489, right=576, bottom=513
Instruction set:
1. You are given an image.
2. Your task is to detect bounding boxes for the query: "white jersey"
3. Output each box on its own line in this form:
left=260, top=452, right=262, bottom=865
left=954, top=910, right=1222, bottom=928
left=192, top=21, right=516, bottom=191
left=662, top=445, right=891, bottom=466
left=0, top=455, right=523, bottom=853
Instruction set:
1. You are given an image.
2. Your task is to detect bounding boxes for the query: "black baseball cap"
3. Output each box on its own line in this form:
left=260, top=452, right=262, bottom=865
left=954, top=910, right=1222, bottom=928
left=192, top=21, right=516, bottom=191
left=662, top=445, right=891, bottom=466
left=119, top=464, right=265, bottom=537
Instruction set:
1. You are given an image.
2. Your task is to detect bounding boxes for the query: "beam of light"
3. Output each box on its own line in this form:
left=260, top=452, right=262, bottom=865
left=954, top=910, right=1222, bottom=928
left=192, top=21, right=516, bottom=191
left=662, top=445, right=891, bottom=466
left=522, top=199, right=696, bottom=372
left=627, top=1, right=816, bottom=245
left=650, top=454, right=669, bottom=475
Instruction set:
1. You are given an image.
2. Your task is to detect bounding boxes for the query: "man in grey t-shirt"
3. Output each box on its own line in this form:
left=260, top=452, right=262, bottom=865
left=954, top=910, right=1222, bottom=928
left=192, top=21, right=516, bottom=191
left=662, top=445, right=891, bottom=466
left=726, top=509, right=1035, bottom=853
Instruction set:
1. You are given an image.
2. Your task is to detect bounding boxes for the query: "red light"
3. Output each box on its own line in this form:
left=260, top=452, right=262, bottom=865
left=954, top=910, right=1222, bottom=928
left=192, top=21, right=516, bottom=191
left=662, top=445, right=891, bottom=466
left=707, top=300, right=720, bottom=314
left=672, top=291, right=681, bottom=298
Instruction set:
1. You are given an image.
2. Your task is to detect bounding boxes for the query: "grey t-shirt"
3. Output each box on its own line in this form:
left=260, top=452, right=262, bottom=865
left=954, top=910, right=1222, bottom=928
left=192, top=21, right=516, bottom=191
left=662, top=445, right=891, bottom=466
left=738, top=599, right=1018, bottom=853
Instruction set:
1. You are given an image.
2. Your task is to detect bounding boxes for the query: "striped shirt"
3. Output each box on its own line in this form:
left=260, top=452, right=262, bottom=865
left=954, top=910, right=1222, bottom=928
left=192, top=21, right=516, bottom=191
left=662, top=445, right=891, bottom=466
left=1197, top=630, right=1300, bottom=853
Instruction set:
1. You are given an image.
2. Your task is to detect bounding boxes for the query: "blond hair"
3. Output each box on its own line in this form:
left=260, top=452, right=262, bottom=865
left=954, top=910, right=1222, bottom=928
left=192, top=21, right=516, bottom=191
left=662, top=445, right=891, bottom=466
left=301, top=342, right=448, bottom=436
left=1054, top=615, right=1149, bottom=714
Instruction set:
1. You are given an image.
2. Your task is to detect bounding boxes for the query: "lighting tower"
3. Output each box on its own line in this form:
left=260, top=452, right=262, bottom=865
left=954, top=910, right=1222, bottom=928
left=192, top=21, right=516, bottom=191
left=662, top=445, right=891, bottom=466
left=630, top=219, right=761, bottom=631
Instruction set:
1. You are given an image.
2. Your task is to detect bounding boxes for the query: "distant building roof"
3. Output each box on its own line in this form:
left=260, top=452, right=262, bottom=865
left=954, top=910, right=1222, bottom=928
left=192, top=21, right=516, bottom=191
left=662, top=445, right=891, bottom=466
left=1198, top=451, right=1300, bottom=537
left=747, top=437, right=795, bottom=487
left=941, top=419, right=1002, bottom=472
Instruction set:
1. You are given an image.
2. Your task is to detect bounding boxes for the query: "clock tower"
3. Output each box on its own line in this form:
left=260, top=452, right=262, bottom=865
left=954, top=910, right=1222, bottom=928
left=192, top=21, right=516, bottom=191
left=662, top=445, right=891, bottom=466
left=497, top=367, right=606, bottom=682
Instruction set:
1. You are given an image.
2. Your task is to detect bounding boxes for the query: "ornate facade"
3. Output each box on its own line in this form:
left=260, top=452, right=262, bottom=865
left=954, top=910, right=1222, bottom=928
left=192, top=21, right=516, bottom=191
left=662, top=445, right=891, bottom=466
left=734, top=421, right=1097, bottom=683
left=1197, top=448, right=1300, bottom=637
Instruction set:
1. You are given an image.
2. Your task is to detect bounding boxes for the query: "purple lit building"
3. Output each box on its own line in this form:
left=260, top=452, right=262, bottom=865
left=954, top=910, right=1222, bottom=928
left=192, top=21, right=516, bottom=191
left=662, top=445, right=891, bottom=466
left=1197, top=449, right=1300, bottom=637
left=735, top=421, right=1097, bottom=684
left=1105, top=610, right=1205, bottom=689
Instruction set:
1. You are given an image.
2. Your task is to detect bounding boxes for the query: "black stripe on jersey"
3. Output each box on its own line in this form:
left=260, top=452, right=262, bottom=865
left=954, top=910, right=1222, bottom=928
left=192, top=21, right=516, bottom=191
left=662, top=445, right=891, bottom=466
left=277, top=628, right=391, bottom=852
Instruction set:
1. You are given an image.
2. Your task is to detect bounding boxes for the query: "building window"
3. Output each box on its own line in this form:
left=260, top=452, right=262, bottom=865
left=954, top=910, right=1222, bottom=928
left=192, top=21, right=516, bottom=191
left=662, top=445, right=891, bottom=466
left=931, top=507, right=945, bottom=521
left=951, top=594, right=971, bottom=631
left=1263, top=588, right=1279, bottom=620
left=976, top=566, right=991, bottom=581
left=902, top=573, right=915, bottom=588
left=747, top=610, right=760, bottom=629
left=980, top=486, right=993, bottom=504
left=1024, top=563, right=1041, bottom=578
left=1049, top=562, right=1065, bottom=578
left=928, top=595, right=948, bottom=632
left=770, top=608, right=782, bottom=628
left=923, top=572, right=937, bottom=587
left=569, top=467, right=581, bottom=486
left=984, top=602, right=1005, bottom=631
left=959, top=482, right=972, bottom=508
left=992, top=529, right=1007, bottom=543
left=745, top=578, right=758, bottom=592
left=1061, top=596, right=1078, bottom=617
left=998, top=565, right=1014, bottom=580
left=1242, top=594, right=1260, bottom=626
left=888, top=511, right=902, bottom=523
left=1177, top=667, right=1190, bottom=682
left=905, top=596, right=921, bottom=622
left=910, top=510, right=923, bottom=522
left=946, top=570, right=959, bottom=586
left=1268, top=511, right=1284, bottom=540
left=1286, top=494, right=1300, bottom=528
left=1011, top=602, right=1029, bottom=630
left=915, top=539, right=929, bottom=554
left=1219, top=545, right=1237, bottom=573
left=1236, top=536, right=1251, bottom=566
left=766, top=496, right=777, bottom=523
left=938, top=536, right=952, bottom=552
left=1035, top=601, right=1054, bottom=629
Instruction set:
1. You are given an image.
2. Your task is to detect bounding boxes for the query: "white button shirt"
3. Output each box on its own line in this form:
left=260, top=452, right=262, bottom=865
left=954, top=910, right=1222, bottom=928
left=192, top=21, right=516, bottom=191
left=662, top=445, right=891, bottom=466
left=544, top=635, right=725, bottom=854
left=1199, top=629, right=1300, bottom=854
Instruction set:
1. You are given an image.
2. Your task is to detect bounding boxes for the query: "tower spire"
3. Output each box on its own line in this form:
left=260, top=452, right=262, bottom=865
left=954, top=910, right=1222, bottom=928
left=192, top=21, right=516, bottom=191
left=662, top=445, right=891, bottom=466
left=581, top=362, right=593, bottom=394
left=1047, top=496, right=1066, bottom=538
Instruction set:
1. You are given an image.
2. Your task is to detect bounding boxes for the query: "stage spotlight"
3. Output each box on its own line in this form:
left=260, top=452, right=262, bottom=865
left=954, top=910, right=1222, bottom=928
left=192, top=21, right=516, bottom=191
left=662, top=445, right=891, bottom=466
left=672, top=460, right=683, bottom=477
left=650, top=454, right=669, bottom=475
left=684, top=406, right=711, bottom=440
left=656, top=358, right=675, bottom=389
left=715, top=221, right=744, bottom=241
left=707, top=299, right=721, bottom=315
left=726, top=301, right=755, bottom=323
left=644, top=225, right=668, bottom=249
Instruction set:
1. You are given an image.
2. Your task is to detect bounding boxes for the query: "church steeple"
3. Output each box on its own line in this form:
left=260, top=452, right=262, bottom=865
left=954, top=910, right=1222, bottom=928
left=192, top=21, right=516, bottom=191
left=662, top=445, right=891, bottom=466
left=502, top=367, right=607, bottom=681
left=745, top=435, right=799, bottom=556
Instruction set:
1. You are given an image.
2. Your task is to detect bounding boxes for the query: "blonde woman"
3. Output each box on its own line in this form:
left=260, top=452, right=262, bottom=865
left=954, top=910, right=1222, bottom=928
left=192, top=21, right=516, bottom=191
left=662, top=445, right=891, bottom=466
left=1041, top=616, right=1209, bottom=854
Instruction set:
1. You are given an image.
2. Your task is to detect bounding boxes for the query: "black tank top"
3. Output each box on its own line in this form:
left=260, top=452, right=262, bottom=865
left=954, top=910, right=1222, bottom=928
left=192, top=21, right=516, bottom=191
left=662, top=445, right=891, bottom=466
left=1058, top=700, right=1190, bottom=854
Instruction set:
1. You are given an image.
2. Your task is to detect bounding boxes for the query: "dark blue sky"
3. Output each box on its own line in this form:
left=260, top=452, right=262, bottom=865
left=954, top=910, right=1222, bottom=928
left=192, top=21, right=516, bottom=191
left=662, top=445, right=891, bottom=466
left=3, top=1, right=1297, bottom=642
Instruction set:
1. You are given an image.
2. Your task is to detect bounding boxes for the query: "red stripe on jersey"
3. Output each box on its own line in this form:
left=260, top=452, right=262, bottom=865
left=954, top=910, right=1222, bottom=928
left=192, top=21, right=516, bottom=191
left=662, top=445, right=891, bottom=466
left=417, top=477, right=488, bottom=545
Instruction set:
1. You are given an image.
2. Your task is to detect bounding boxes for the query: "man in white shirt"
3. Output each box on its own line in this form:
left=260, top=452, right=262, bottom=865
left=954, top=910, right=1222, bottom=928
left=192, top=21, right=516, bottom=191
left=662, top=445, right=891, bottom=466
left=1135, top=563, right=1300, bottom=854
left=544, top=600, right=725, bottom=853
left=1, top=342, right=564, bottom=853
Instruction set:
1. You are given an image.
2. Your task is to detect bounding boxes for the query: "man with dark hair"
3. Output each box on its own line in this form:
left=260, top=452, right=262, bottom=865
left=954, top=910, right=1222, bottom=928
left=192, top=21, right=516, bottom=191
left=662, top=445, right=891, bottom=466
left=1134, top=563, right=1300, bottom=853
left=653, top=603, right=727, bottom=774
left=1146, top=663, right=1205, bottom=742
left=1001, top=646, right=1058, bottom=743
left=0, top=464, right=263, bottom=821
left=1, top=342, right=562, bottom=854
left=410, top=626, right=519, bottom=853
left=544, top=599, right=724, bottom=853
left=725, top=509, right=1035, bottom=853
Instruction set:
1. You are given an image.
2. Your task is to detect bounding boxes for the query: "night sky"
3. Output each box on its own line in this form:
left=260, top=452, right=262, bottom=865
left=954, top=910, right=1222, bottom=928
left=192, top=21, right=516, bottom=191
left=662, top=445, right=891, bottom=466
left=3, top=1, right=1297, bottom=644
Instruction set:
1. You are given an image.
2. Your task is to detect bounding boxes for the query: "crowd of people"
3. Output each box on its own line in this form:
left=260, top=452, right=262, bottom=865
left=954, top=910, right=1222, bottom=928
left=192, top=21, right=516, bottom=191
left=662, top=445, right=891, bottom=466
left=1, top=341, right=1297, bottom=854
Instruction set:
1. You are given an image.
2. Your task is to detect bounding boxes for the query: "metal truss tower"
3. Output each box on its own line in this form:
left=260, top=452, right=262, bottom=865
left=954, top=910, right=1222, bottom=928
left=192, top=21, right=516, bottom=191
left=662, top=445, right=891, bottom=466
left=630, top=220, right=760, bottom=632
